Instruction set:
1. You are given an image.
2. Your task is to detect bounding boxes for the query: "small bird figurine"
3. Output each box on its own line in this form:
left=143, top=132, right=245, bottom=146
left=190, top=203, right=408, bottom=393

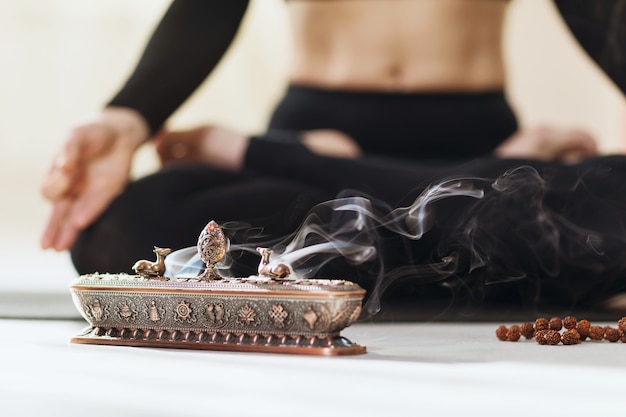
left=197, top=220, right=227, bottom=280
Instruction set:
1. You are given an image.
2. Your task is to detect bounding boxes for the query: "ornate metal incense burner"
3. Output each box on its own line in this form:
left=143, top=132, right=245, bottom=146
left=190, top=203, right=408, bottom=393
left=70, top=221, right=366, bottom=355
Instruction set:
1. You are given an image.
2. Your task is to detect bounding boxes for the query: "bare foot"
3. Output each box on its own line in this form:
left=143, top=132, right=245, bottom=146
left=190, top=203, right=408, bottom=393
left=155, top=126, right=249, bottom=171
left=495, top=126, right=597, bottom=163
left=301, top=129, right=362, bottom=159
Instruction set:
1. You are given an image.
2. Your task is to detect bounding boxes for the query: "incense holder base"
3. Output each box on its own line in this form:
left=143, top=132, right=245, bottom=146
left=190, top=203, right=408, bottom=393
left=70, top=273, right=367, bottom=356
left=72, top=325, right=366, bottom=356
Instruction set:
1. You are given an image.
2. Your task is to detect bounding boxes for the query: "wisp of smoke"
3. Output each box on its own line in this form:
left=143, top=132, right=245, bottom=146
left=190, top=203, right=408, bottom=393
left=165, top=177, right=487, bottom=316
left=166, top=164, right=626, bottom=318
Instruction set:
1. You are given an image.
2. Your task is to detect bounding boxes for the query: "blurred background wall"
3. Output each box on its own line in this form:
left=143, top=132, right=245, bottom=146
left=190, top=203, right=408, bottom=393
left=0, top=0, right=624, bottom=290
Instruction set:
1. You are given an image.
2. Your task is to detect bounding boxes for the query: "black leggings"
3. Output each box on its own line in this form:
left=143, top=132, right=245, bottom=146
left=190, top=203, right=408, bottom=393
left=71, top=87, right=626, bottom=316
left=267, top=85, right=518, bottom=160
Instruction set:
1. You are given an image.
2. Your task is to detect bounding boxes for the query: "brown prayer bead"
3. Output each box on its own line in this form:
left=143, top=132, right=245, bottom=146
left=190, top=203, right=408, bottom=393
left=544, top=330, right=561, bottom=345
left=604, top=326, right=620, bottom=343
left=549, top=317, right=562, bottom=331
left=535, top=318, right=549, bottom=331
left=535, top=330, right=548, bottom=345
left=617, top=317, right=626, bottom=333
left=562, top=316, right=577, bottom=330
left=619, top=330, right=626, bottom=343
left=561, top=329, right=581, bottom=345
left=507, top=325, right=521, bottom=342
left=520, top=322, right=535, bottom=339
left=576, top=320, right=591, bottom=338
left=589, top=325, right=605, bottom=341
left=496, top=325, right=508, bottom=341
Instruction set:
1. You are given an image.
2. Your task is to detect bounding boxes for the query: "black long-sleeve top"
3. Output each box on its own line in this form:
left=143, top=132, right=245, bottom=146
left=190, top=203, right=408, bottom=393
left=108, top=0, right=250, bottom=136
left=108, top=0, right=626, bottom=138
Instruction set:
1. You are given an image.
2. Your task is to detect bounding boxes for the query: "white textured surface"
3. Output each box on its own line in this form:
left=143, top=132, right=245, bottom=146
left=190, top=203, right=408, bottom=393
left=1, top=320, right=625, bottom=417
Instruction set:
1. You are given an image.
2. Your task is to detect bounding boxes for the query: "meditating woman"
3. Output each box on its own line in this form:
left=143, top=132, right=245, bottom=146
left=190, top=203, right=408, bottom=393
left=40, top=0, right=626, bottom=315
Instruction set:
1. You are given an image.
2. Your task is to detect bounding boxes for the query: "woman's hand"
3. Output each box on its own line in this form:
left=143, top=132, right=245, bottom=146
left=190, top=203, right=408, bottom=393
left=40, top=107, right=149, bottom=251
left=495, top=126, right=598, bottom=163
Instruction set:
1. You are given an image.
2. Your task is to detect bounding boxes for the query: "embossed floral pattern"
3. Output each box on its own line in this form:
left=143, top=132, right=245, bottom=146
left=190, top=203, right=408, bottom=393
left=236, top=304, right=259, bottom=326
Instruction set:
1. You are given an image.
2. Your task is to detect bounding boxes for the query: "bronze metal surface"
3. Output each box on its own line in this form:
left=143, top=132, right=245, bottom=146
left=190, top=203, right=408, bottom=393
left=71, top=275, right=364, bottom=338
left=71, top=326, right=366, bottom=356
left=70, top=221, right=367, bottom=355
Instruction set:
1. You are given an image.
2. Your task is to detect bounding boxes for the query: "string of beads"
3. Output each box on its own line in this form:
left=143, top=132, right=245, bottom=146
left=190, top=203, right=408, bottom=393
left=496, top=316, right=626, bottom=345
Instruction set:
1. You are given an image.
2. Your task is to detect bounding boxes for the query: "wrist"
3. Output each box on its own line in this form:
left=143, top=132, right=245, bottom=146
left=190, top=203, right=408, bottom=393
left=101, top=107, right=151, bottom=150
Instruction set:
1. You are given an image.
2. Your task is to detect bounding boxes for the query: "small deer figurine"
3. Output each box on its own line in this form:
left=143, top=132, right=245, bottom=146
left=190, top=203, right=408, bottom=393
left=132, top=246, right=172, bottom=278
left=256, top=247, right=291, bottom=279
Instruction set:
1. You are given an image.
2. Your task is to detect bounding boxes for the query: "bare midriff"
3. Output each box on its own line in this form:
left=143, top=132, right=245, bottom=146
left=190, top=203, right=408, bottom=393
left=287, top=0, right=508, bottom=92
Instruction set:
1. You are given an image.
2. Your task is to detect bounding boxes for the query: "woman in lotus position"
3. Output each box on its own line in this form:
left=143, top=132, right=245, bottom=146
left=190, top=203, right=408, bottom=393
left=41, top=0, right=626, bottom=314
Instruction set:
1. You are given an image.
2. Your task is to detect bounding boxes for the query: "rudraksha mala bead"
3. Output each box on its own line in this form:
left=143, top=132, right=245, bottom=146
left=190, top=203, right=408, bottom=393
left=520, top=322, right=535, bottom=339
left=589, top=326, right=605, bottom=341
left=561, top=329, right=581, bottom=345
left=507, top=325, right=521, bottom=342
left=549, top=317, right=562, bottom=331
left=496, top=325, right=508, bottom=341
left=534, top=330, right=548, bottom=345
left=543, top=330, right=561, bottom=345
left=618, top=316, right=626, bottom=342
left=576, top=320, right=591, bottom=340
left=562, top=316, right=577, bottom=330
left=534, top=317, right=549, bottom=331
left=534, top=330, right=560, bottom=345
left=604, top=326, right=620, bottom=343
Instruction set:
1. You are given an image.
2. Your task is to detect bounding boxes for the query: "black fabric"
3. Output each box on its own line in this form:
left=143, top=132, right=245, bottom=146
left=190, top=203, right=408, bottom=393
left=72, top=150, right=626, bottom=317
left=555, top=0, right=626, bottom=95
left=73, top=84, right=626, bottom=317
left=246, top=86, right=518, bottom=205
left=107, top=0, right=249, bottom=135
left=71, top=164, right=331, bottom=276
left=245, top=144, right=626, bottom=315
left=267, top=85, right=518, bottom=160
